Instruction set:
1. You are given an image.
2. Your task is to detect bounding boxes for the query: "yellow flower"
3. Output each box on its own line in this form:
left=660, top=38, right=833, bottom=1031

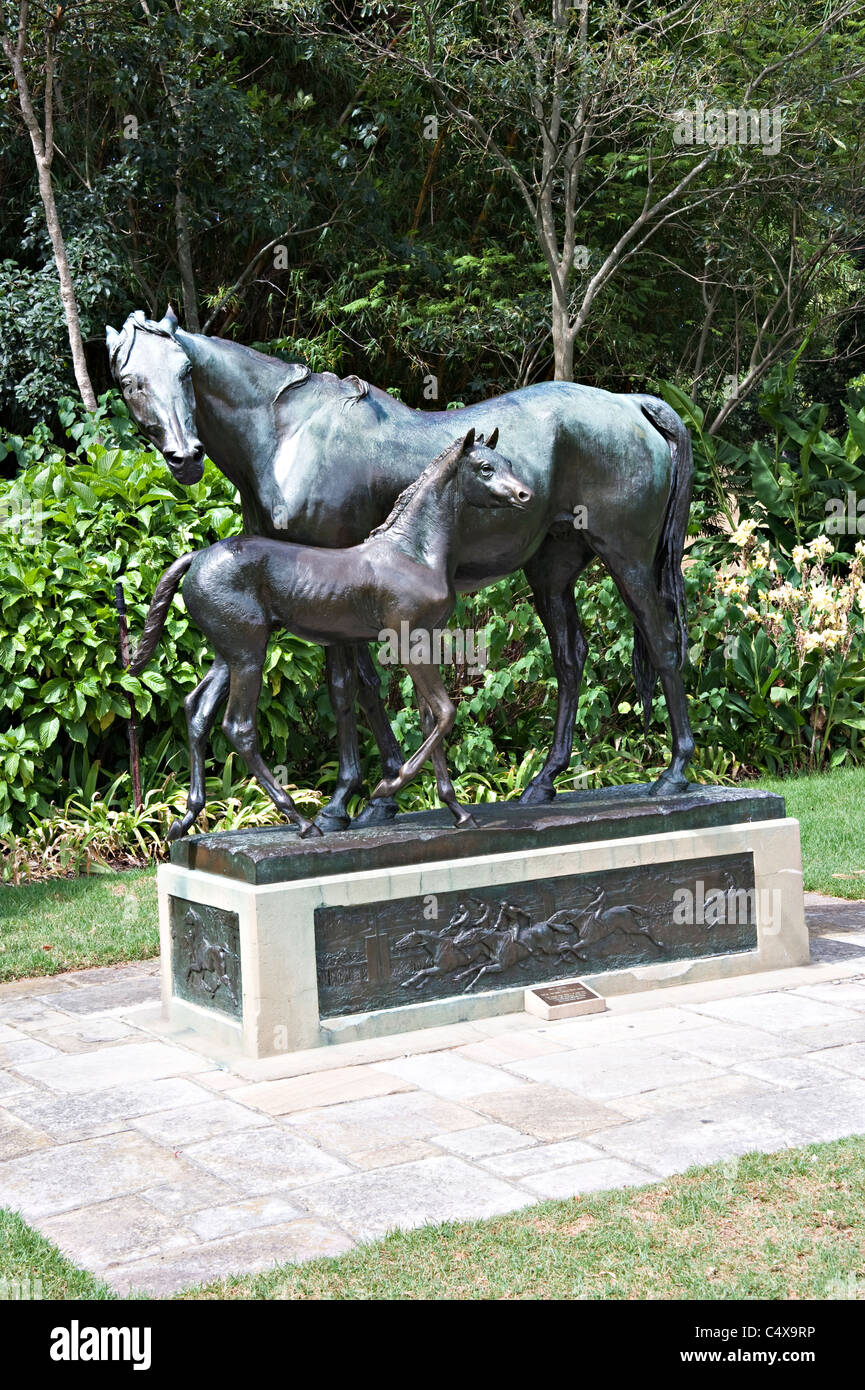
left=807, top=535, right=834, bottom=562
left=730, top=518, right=759, bottom=548
left=791, top=545, right=807, bottom=570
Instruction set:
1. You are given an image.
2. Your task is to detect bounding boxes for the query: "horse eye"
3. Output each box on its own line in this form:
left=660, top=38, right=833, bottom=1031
left=481, top=464, right=494, bottom=477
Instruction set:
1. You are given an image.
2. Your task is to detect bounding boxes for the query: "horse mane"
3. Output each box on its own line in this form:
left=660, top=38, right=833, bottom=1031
left=366, top=436, right=465, bottom=540
left=109, top=310, right=178, bottom=376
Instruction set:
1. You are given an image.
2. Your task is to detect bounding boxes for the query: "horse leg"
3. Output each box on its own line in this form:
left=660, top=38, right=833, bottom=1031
left=599, top=553, right=695, bottom=795
left=168, top=657, right=229, bottom=841
left=519, top=532, right=592, bottom=805
left=315, top=646, right=363, bottom=832
left=222, top=651, right=322, bottom=839
left=370, top=661, right=456, bottom=801
left=351, top=645, right=402, bottom=827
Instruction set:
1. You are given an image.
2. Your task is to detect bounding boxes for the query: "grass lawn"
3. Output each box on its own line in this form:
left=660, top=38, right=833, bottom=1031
left=0, top=766, right=863, bottom=982
left=755, top=765, right=865, bottom=899
left=0, top=866, right=157, bottom=983
left=2, top=1136, right=863, bottom=1300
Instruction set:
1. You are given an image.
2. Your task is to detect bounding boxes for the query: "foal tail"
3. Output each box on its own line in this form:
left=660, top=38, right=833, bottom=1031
left=632, top=398, right=694, bottom=731
left=127, top=553, right=196, bottom=675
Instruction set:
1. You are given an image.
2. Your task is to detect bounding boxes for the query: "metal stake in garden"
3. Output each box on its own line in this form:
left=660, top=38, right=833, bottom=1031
left=115, top=581, right=143, bottom=812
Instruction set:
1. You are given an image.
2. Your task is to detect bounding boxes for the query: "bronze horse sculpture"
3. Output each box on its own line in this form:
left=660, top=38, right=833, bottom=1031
left=126, top=430, right=531, bottom=837
left=106, top=307, right=696, bottom=829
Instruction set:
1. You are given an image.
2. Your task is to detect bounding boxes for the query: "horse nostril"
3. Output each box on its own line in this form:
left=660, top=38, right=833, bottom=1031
left=517, top=489, right=531, bottom=503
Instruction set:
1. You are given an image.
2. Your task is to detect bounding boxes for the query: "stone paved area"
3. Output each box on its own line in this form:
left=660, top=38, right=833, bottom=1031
left=0, top=894, right=864, bottom=1296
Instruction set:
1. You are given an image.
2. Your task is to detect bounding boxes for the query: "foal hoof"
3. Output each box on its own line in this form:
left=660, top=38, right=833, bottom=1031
left=298, top=818, right=323, bottom=839
left=352, top=800, right=399, bottom=828
left=371, top=777, right=399, bottom=801
left=452, top=808, right=479, bottom=829
left=166, top=819, right=186, bottom=842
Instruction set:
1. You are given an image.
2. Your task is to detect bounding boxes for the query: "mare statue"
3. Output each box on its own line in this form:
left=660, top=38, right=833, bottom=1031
left=126, top=430, right=531, bottom=837
left=106, top=306, right=696, bottom=830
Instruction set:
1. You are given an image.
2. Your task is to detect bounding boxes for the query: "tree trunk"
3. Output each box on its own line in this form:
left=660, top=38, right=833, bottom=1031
left=34, top=155, right=97, bottom=411
left=551, top=296, right=575, bottom=381
left=175, top=164, right=200, bottom=332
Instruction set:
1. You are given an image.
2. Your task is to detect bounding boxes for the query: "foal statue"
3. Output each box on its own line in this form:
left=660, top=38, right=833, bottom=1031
left=127, top=430, right=532, bottom=838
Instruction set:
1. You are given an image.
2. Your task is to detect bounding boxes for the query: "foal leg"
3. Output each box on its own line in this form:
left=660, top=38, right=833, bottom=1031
left=370, top=662, right=456, bottom=800
left=167, top=656, right=230, bottom=841
left=519, top=531, right=593, bottom=805
left=315, top=645, right=363, bottom=832
left=222, top=651, right=322, bottom=838
left=351, top=644, right=402, bottom=827
left=418, top=691, right=477, bottom=828
left=597, top=552, right=695, bottom=794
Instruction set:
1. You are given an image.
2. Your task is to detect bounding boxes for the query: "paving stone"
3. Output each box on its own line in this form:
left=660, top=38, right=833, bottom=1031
left=0, top=977, right=77, bottom=999
left=505, top=1041, right=724, bottom=1100
left=0, top=1131, right=203, bottom=1219
left=592, top=1077, right=865, bottom=1176
left=518, top=1157, right=655, bottom=1199
left=0, top=1108, right=52, bottom=1160
left=186, top=1195, right=305, bottom=1241
left=4, top=1077, right=217, bottom=1142
left=372, top=1052, right=527, bottom=1100
left=0, top=1071, right=35, bottom=1103
left=468, top=1084, right=626, bottom=1140
left=479, top=1138, right=602, bottom=1178
left=38, top=978, right=161, bottom=1016
left=0, top=1038, right=60, bottom=1065
left=455, top=1034, right=569, bottom=1066
left=299, top=1155, right=531, bottom=1241
left=140, top=1171, right=237, bottom=1217
left=15, top=1041, right=209, bottom=1093
left=131, top=1098, right=269, bottom=1146
left=194, top=1071, right=245, bottom=1093
left=61, top=962, right=159, bottom=987
left=734, top=1054, right=858, bottom=1090
left=38, top=1196, right=194, bottom=1270
left=0, top=1024, right=22, bottom=1045
left=284, top=1091, right=480, bottom=1159
left=27, top=1017, right=139, bottom=1054
left=430, top=1123, right=537, bottom=1160
left=549, top=1006, right=710, bottom=1049
left=686, top=991, right=863, bottom=1034
left=0, top=1000, right=74, bottom=1026
left=349, top=1141, right=437, bottom=1169
left=232, top=1065, right=415, bottom=1116
left=790, top=979, right=865, bottom=1009
left=610, top=1073, right=775, bottom=1120
left=805, top=897, right=865, bottom=934
left=182, top=1124, right=352, bottom=1193
left=781, top=1019, right=865, bottom=1051
left=665, top=1023, right=806, bottom=1067
left=809, top=937, right=865, bottom=964
left=808, top=1043, right=865, bottom=1078
left=108, top=1220, right=355, bottom=1297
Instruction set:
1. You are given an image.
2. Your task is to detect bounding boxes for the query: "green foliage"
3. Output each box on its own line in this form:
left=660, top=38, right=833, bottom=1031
left=0, top=408, right=325, bottom=837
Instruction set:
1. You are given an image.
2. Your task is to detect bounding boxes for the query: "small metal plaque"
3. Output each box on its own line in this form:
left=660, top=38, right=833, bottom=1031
left=170, top=896, right=242, bottom=1018
left=314, top=851, right=758, bottom=1018
left=534, top=982, right=596, bottom=1006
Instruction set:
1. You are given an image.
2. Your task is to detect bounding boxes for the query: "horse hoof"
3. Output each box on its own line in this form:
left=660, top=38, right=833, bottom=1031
left=166, top=819, right=186, bottom=842
left=453, top=810, right=478, bottom=829
left=649, top=771, right=690, bottom=798
left=352, top=800, right=398, bottom=828
left=517, top=780, right=555, bottom=806
left=314, top=808, right=351, bottom=833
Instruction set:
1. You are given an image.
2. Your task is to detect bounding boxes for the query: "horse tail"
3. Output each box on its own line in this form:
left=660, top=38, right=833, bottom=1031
left=127, top=553, right=197, bottom=675
left=632, top=397, right=694, bottom=732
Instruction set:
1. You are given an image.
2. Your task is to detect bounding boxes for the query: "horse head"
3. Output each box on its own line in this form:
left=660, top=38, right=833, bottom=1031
left=455, top=429, right=533, bottom=511
left=106, top=306, right=205, bottom=485
left=394, top=929, right=422, bottom=953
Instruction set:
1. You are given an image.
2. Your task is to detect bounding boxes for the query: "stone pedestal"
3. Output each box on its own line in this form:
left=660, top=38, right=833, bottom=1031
left=157, top=784, right=809, bottom=1059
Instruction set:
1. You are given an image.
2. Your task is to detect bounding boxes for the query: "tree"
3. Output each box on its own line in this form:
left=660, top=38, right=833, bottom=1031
left=1, top=0, right=97, bottom=410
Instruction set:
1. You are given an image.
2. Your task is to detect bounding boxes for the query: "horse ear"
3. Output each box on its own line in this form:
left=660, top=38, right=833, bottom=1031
left=158, top=305, right=179, bottom=335
left=486, top=427, right=499, bottom=449
left=462, top=427, right=476, bottom=452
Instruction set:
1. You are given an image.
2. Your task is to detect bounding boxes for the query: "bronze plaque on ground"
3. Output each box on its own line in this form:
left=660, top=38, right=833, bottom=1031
left=314, top=851, right=757, bottom=1018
